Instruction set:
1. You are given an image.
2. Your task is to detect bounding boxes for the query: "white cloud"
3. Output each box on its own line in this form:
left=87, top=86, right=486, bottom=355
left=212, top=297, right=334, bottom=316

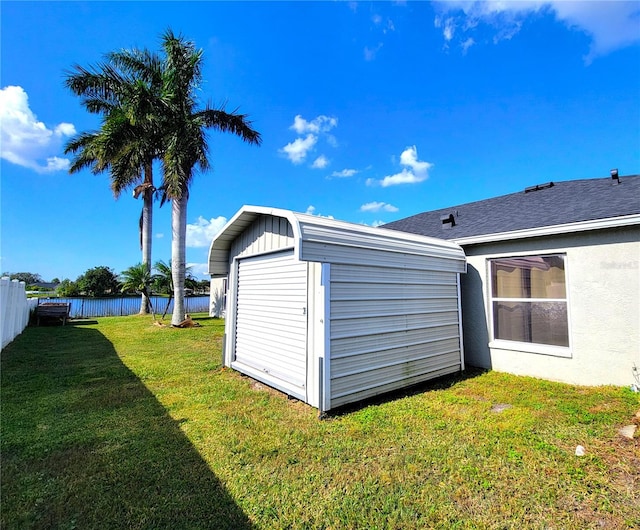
left=186, top=215, right=227, bottom=248
left=461, top=37, right=475, bottom=53
left=281, top=114, right=338, bottom=165
left=359, top=219, right=387, bottom=227
left=368, top=145, right=433, bottom=187
left=43, top=157, right=71, bottom=172
left=443, top=17, right=456, bottom=41
left=304, top=204, right=334, bottom=219
left=290, top=114, right=337, bottom=135
left=433, top=1, right=640, bottom=62
left=371, top=13, right=396, bottom=34
left=312, top=155, right=329, bottom=169
left=360, top=201, right=399, bottom=213
left=364, top=43, right=384, bottom=61
left=155, top=233, right=164, bottom=239
left=434, top=1, right=546, bottom=50
left=379, top=168, right=427, bottom=187
left=279, top=134, right=317, bottom=164
left=54, top=123, right=76, bottom=137
left=399, top=145, right=431, bottom=174
left=325, top=134, right=338, bottom=148
left=551, top=1, right=640, bottom=62
left=330, top=168, right=358, bottom=178
left=364, top=8, right=396, bottom=62
left=186, top=262, right=210, bottom=279
left=0, top=85, right=76, bottom=173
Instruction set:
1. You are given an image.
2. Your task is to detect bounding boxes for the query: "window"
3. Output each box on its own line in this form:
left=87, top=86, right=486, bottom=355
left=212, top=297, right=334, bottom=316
left=490, top=255, right=569, bottom=348
left=222, top=277, right=228, bottom=312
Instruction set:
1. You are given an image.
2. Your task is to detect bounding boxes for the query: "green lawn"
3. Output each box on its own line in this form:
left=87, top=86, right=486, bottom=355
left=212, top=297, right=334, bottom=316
left=2, top=315, right=638, bottom=529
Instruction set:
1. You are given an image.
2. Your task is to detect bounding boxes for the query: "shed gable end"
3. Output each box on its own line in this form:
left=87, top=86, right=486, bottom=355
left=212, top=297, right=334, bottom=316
left=230, top=215, right=295, bottom=262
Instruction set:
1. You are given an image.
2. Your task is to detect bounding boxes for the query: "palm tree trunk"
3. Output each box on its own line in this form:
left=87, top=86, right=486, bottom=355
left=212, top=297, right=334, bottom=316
left=144, top=289, right=156, bottom=321
left=139, top=162, right=154, bottom=314
left=170, top=192, right=188, bottom=326
left=161, top=294, right=173, bottom=320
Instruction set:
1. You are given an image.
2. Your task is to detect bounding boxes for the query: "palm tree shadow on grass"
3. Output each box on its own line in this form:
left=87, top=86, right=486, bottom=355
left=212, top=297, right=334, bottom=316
left=1, top=325, right=253, bottom=529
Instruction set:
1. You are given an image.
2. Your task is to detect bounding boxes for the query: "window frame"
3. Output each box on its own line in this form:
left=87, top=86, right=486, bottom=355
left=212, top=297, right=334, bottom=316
left=222, top=277, right=228, bottom=313
left=487, top=252, right=572, bottom=358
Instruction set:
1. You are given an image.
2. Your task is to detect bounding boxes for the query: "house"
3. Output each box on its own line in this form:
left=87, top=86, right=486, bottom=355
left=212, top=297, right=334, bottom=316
left=384, top=173, right=640, bottom=387
left=208, top=205, right=466, bottom=412
left=31, top=282, right=59, bottom=290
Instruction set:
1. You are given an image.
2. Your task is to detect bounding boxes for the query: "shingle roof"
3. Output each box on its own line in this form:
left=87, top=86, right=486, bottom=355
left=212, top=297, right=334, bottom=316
left=384, top=174, right=640, bottom=241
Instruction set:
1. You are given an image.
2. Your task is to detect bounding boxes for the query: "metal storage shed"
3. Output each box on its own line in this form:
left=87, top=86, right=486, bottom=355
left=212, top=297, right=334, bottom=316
left=208, top=205, right=467, bottom=413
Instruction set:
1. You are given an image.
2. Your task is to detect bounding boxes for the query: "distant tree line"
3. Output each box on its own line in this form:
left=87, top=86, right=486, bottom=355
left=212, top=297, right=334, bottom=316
left=2, top=272, right=52, bottom=286
left=3, top=265, right=209, bottom=298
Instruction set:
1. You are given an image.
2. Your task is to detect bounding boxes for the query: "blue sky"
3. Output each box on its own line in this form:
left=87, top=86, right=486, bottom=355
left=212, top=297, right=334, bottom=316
left=1, top=1, right=639, bottom=282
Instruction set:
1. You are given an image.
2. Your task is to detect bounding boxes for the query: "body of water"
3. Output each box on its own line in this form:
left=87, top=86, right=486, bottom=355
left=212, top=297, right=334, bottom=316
left=36, top=295, right=210, bottom=318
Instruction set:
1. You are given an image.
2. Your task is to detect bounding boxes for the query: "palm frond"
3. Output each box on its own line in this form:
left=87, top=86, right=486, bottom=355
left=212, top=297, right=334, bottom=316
left=198, top=107, right=262, bottom=146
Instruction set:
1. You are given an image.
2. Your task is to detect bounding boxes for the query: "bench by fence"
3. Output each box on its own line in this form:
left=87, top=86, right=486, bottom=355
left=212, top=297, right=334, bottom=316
left=36, top=303, right=71, bottom=326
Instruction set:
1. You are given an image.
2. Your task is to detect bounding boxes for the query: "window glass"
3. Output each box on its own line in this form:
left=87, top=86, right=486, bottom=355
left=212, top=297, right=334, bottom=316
left=492, top=256, right=565, bottom=299
left=493, top=301, right=569, bottom=347
left=490, top=255, right=568, bottom=348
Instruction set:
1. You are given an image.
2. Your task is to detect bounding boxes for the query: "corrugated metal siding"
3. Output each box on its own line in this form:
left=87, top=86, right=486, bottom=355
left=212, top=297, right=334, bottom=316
left=329, top=263, right=462, bottom=408
left=303, top=242, right=464, bottom=273
left=230, top=215, right=294, bottom=262
left=232, top=251, right=308, bottom=399
left=299, top=221, right=466, bottom=273
left=299, top=221, right=464, bottom=259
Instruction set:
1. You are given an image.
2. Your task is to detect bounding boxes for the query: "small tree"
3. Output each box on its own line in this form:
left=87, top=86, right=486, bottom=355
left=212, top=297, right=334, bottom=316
left=153, top=260, right=194, bottom=320
left=77, top=266, right=120, bottom=297
left=153, top=260, right=174, bottom=320
left=120, top=263, right=157, bottom=318
left=196, top=279, right=210, bottom=294
left=57, top=279, right=80, bottom=297
left=185, top=275, right=199, bottom=292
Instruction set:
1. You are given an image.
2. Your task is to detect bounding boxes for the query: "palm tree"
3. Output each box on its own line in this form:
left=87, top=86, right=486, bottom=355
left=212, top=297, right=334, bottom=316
left=158, top=31, right=261, bottom=326
left=154, top=259, right=173, bottom=320
left=153, top=259, right=195, bottom=320
left=120, top=263, right=158, bottom=320
left=65, top=49, right=165, bottom=314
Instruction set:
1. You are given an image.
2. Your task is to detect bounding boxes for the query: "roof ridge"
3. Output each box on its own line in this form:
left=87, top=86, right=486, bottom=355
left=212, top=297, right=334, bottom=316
left=385, top=174, right=640, bottom=240
left=410, top=174, right=640, bottom=215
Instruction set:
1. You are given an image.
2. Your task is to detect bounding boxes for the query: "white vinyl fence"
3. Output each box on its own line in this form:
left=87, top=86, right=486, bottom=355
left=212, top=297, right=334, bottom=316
left=1, top=277, right=38, bottom=350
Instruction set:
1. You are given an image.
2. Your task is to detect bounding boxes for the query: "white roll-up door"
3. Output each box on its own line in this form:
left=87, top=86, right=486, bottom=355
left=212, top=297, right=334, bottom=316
left=232, top=251, right=308, bottom=400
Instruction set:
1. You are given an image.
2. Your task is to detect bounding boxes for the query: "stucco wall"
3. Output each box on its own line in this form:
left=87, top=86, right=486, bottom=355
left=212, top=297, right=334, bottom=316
left=461, top=225, right=639, bottom=386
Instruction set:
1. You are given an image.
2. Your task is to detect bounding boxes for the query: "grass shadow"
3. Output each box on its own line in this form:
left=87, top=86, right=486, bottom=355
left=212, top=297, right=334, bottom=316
left=1, top=324, right=253, bottom=529
left=190, top=315, right=219, bottom=322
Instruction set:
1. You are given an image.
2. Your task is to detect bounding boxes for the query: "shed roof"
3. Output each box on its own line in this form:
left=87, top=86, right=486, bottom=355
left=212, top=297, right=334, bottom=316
left=384, top=174, right=640, bottom=244
left=208, top=205, right=466, bottom=276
